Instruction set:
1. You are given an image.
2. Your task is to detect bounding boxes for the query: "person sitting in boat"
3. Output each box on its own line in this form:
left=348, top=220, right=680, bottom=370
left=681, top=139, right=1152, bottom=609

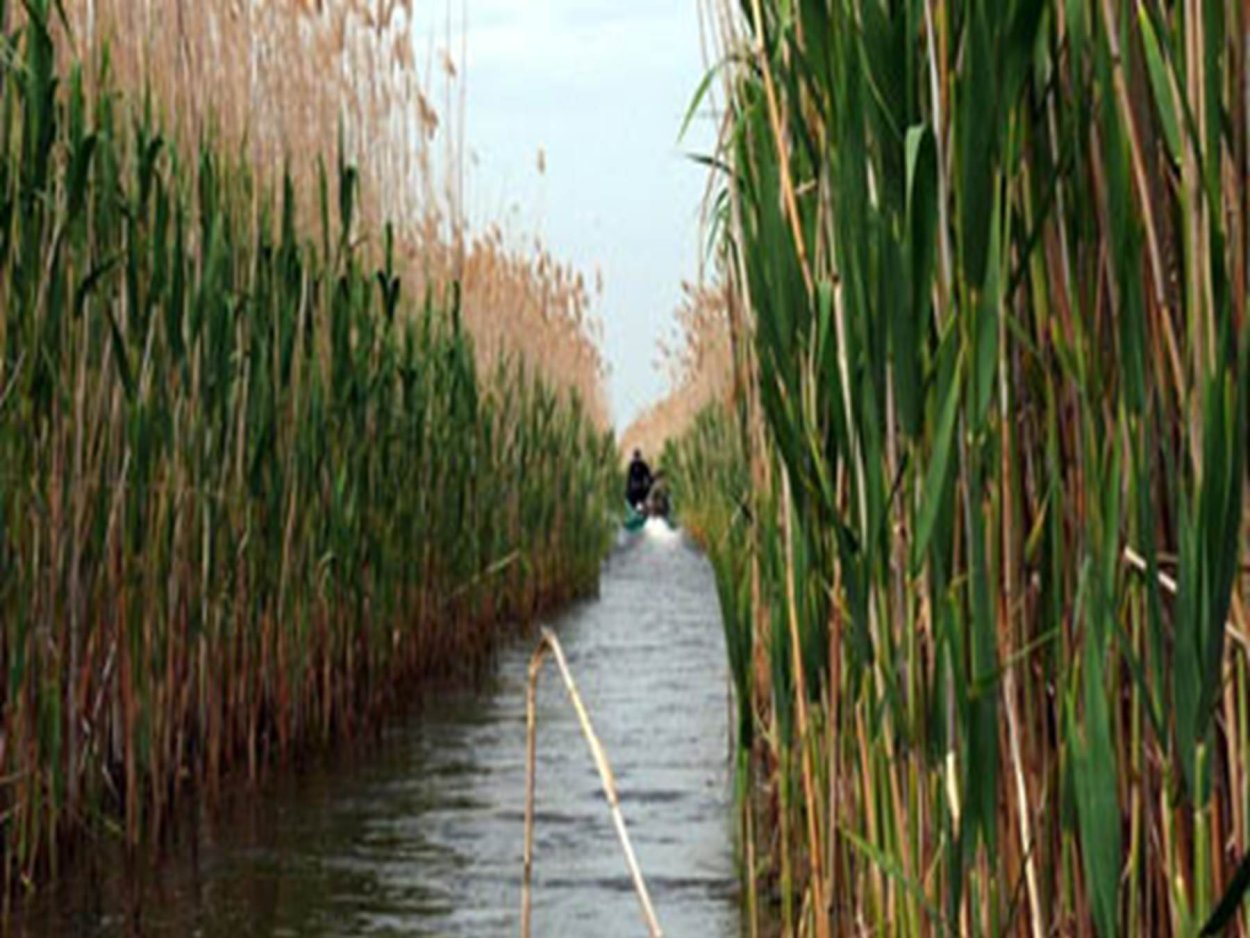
left=644, top=471, right=670, bottom=518
left=626, top=449, right=653, bottom=510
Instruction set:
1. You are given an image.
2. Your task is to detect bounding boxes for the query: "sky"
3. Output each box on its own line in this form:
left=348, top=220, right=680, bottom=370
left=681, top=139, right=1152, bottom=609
left=415, top=1, right=717, bottom=432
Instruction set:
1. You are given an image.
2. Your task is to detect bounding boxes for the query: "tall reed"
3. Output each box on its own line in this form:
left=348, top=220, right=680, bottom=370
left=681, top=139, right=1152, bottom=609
left=671, top=0, right=1250, bottom=932
left=55, top=0, right=612, bottom=425
left=0, top=0, right=615, bottom=896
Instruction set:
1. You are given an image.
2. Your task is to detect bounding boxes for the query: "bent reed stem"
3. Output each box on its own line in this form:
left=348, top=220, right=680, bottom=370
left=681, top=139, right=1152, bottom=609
left=522, top=627, right=662, bottom=938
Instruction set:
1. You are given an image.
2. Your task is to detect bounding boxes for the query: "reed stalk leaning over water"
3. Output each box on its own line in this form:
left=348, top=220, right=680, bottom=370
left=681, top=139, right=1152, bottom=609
left=0, top=0, right=616, bottom=898
left=662, top=0, right=1250, bottom=933
left=522, top=628, right=662, bottom=938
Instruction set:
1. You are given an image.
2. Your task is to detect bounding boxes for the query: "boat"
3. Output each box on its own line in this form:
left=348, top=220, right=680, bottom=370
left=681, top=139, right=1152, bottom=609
left=622, top=477, right=674, bottom=533
left=623, top=501, right=648, bottom=532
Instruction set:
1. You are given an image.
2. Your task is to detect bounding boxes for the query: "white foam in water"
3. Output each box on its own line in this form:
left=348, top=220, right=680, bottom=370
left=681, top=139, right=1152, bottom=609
left=643, top=517, right=681, bottom=543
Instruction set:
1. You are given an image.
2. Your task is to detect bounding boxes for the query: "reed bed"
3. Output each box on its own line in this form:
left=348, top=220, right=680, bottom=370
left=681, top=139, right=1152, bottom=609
left=669, top=0, right=1250, bottom=933
left=621, top=283, right=734, bottom=462
left=56, top=0, right=610, bottom=424
left=0, top=0, right=615, bottom=897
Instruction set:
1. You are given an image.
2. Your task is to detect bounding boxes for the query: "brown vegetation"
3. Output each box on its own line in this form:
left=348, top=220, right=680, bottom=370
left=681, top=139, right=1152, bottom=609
left=620, top=281, right=733, bottom=461
left=57, top=0, right=609, bottom=424
left=0, top=0, right=616, bottom=899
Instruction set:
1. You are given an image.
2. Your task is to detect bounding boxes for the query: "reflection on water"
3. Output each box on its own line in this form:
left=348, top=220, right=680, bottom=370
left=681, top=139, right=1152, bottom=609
left=17, top=526, right=740, bottom=936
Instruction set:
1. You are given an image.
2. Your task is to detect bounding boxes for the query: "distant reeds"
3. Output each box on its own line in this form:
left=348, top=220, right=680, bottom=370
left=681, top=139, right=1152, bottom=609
left=670, top=0, right=1250, bottom=933
left=621, top=283, right=734, bottom=462
left=0, top=0, right=615, bottom=897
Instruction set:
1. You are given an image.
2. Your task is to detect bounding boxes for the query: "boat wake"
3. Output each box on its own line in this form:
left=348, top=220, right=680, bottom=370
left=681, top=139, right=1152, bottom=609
left=643, top=517, right=681, bottom=544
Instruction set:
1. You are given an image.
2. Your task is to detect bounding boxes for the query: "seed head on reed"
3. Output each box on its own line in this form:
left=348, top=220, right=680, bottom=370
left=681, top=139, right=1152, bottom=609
left=53, top=0, right=608, bottom=421
left=621, top=282, right=732, bottom=461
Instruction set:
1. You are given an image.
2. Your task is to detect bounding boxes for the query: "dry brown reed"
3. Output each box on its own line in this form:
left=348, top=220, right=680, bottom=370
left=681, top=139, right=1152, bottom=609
left=522, top=628, right=663, bottom=938
left=620, top=282, right=733, bottom=460
left=56, top=0, right=609, bottom=425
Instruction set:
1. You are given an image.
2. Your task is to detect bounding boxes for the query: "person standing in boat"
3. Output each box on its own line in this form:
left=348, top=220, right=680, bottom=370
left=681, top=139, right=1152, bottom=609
left=626, top=449, right=653, bottom=510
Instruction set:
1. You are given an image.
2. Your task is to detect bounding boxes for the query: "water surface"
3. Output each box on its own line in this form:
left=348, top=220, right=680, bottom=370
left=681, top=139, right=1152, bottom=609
left=19, top=522, right=739, bottom=936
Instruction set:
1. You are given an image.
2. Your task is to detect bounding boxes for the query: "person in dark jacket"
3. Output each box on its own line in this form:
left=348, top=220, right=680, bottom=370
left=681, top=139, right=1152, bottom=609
left=625, top=449, right=653, bottom=510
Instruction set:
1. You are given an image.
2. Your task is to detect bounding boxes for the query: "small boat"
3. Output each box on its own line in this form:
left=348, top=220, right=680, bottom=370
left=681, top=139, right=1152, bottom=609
left=622, top=458, right=674, bottom=533
left=623, top=501, right=648, bottom=532
left=622, top=480, right=674, bottom=533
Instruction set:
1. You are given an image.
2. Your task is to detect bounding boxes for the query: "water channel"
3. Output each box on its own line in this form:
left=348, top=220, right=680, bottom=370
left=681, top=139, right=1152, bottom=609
left=18, top=522, right=740, bottom=936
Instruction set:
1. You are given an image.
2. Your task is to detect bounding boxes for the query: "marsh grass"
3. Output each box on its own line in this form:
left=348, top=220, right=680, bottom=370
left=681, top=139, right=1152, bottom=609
left=55, top=0, right=610, bottom=424
left=0, top=0, right=615, bottom=897
left=669, top=0, right=1250, bottom=933
left=622, top=284, right=734, bottom=462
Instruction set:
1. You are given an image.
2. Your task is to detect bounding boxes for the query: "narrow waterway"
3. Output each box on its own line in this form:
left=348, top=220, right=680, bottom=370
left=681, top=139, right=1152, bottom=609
left=19, top=522, right=740, bottom=936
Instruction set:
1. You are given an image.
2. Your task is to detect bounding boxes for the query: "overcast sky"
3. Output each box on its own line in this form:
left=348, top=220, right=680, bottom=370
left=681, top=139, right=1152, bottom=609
left=415, top=1, right=716, bottom=431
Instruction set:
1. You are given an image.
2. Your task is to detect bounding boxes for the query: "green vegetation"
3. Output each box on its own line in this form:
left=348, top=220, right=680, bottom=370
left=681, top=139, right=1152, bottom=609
left=677, top=0, right=1250, bottom=933
left=0, top=0, right=614, bottom=893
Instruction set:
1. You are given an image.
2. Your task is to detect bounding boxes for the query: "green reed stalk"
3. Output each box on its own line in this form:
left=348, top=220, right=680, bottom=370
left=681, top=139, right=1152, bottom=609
left=0, top=7, right=616, bottom=894
left=674, top=0, right=1250, bottom=933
